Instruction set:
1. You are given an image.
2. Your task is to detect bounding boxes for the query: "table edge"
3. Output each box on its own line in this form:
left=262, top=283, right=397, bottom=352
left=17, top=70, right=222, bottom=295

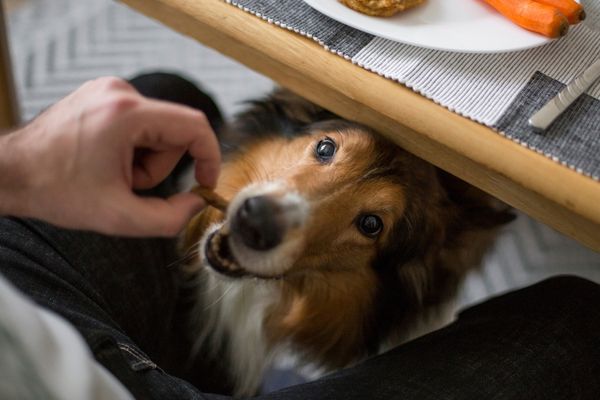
left=119, top=0, right=600, bottom=251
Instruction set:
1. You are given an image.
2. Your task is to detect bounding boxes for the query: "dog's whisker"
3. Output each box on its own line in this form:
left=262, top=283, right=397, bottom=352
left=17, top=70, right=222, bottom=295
left=165, top=255, right=194, bottom=270
left=165, top=247, right=200, bottom=269
left=192, top=273, right=230, bottom=296
left=202, top=282, right=235, bottom=311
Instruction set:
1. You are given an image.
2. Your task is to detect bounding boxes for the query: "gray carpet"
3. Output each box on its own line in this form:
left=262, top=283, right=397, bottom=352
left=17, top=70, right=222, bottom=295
left=5, top=0, right=600, bottom=391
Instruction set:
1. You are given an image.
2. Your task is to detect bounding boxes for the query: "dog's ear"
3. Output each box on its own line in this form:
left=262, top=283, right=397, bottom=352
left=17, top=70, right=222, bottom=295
left=380, top=169, right=515, bottom=306
left=427, top=170, right=515, bottom=281
left=436, top=170, right=516, bottom=231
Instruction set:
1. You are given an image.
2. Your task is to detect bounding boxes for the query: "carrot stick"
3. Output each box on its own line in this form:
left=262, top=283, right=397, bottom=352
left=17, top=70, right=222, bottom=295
left=483, top=0, right=569, bottom=38
left=533, top=0, right=585, bottom=24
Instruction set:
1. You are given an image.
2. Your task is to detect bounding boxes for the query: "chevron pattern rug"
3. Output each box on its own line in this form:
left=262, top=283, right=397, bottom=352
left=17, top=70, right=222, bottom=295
left=5, top=0, right=600, bottom=391
left=6, top=0, right=274, bottom=121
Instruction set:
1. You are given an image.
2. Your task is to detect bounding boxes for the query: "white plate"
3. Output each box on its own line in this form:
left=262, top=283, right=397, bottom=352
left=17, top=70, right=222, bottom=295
left=302, top=0, right=554, bottom=53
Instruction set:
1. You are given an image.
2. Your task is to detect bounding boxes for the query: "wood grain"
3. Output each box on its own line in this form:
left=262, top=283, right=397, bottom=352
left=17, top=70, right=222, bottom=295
left=119, top=0, right=600, bottom=251
left=0, top=2, right=19, bottom=131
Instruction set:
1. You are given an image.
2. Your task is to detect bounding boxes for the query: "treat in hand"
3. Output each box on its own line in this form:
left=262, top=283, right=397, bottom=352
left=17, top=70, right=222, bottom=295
left=339, top=0, right=425, bottom=17
left=193, top=187, right=229, bottom=212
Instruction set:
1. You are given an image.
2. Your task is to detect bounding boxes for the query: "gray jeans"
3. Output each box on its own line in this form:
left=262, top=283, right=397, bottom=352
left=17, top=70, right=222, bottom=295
left=1, top=216, right=599, bottom=400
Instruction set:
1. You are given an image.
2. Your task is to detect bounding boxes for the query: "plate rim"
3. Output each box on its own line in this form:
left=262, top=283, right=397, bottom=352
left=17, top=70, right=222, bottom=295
left=302, top=0, right=554, bottom=53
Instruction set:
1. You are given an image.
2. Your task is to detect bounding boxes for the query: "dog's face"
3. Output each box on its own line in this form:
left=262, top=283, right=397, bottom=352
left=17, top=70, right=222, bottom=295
left=185, top=120, right=510, bottom=369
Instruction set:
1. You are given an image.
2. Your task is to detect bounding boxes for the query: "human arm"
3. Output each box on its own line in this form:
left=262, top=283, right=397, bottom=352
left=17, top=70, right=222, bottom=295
left=0, top=77, right=220, bottom=237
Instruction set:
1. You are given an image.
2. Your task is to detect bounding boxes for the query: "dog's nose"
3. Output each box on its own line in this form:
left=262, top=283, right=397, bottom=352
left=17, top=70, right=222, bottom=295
left=233, top=196, right=283, bottom=251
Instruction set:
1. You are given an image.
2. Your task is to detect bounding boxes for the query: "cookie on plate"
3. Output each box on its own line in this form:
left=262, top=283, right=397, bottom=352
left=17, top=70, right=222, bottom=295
left=339, top=0, right=424, bottom=17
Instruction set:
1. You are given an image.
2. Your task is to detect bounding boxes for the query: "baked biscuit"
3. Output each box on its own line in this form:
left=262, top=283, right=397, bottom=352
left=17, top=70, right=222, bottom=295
left=339, top=0, right=424, bottom=17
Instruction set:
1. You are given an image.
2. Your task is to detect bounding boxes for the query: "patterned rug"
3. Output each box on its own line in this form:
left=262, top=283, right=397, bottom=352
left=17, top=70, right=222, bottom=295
left=6, top=0, right=600, bottom=391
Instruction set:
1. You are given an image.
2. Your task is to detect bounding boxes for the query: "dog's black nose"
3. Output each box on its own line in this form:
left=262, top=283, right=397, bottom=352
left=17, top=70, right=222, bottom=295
left=233, top=196, right=283, bottom=251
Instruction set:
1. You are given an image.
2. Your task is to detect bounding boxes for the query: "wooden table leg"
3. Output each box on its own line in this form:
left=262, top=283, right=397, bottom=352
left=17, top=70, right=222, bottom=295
left=0, top=2, right=19, bottom=131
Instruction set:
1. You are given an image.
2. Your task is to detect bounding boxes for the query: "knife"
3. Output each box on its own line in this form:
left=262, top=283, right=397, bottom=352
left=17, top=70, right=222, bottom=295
left=529, top=58, right=600, bottom=131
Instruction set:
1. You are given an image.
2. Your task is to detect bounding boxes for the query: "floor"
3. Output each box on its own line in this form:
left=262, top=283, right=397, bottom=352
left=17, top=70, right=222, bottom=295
left=4, top=0, right=600, bottom=392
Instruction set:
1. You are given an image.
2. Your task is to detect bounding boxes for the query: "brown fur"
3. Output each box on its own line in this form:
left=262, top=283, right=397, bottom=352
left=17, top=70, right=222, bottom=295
left=183, top=90, right=514, bottom=394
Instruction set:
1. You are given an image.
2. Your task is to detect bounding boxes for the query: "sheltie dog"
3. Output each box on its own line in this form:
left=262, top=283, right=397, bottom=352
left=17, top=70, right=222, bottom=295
left=181, top=90, right=513, bottom=397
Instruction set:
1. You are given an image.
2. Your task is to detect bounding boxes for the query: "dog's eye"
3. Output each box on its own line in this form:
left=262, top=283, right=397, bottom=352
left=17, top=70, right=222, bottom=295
left=315, top=137, right=336, bottom=163
left=357, top=214, right=383, bottom=238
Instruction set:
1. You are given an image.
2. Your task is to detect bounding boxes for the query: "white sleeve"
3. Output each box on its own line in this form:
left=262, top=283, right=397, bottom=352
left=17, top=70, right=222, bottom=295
left=0, top=274, right=134, bottom=400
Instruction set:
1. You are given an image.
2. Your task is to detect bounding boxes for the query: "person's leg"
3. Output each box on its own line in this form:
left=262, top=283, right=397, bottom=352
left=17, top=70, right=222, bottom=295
left=3, top=223, right=598, bottom=400
left=0, top=216, right=207, bottom=398
left=258, top=276, right=600, bottom=400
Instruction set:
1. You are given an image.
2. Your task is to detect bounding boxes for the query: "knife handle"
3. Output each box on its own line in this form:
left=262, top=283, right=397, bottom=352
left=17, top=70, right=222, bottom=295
left=529, top=59, right=600, bottom=131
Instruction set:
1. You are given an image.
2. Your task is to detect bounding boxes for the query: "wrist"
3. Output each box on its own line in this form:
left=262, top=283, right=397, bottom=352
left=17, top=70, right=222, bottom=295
left=0, top=128, right=36, bottom=217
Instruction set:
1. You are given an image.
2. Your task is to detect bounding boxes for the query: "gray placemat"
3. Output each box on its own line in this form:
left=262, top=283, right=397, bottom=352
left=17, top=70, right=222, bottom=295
left=495, top=72, right=600, bottom=176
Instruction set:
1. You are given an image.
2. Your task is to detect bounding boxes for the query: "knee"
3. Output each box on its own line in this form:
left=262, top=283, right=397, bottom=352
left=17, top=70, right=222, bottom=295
left=518, top=275, right=600, bottom=326
left=461, top=275, right=600, bottom=322
left=534, top=275, right=600, bottom=302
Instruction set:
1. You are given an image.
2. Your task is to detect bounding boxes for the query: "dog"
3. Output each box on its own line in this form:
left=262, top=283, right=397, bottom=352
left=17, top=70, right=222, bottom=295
left=181, top=89, right=514, bottom=397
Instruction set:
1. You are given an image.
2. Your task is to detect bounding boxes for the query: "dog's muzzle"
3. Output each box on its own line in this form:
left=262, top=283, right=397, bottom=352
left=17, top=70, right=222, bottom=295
left=202, top=183, right=309, bottom=279
left=232, top=195, right=285, bottom=251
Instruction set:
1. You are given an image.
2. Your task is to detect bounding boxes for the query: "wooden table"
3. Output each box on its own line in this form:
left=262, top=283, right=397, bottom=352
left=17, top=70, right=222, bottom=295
left=2, top=0, right=599, bottom=251
left=0, top=2, right=19, bottom=130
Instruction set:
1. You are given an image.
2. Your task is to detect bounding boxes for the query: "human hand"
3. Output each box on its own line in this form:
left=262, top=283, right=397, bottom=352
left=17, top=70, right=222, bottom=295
left=0, top=77, right=221, bottom=237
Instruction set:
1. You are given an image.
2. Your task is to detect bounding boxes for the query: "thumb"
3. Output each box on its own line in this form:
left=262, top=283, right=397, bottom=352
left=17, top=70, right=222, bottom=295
left=116, top=192, right=206, bottom=237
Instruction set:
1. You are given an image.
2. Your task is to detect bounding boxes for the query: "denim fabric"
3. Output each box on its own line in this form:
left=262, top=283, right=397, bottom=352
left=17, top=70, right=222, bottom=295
left=0, top=217, right=216, bottom=399
left=259, top=276, right=600, bottom=400
left=1, top=218, right=599, bottom=399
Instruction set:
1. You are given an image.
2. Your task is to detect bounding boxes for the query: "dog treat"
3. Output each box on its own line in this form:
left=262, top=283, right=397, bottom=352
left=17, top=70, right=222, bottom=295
left=339, top=0, right=425, bottom=17
left=193, top=187, right=229, bottom=212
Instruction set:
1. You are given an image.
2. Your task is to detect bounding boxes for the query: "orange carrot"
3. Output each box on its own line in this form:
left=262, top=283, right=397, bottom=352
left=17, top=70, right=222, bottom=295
left=483, top=0, right=569, bottom=38
left=533, top=0, right=585, bottom=24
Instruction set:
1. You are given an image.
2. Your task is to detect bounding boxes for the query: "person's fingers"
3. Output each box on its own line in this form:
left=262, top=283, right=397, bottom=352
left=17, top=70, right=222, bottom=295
left=131, top=147, right=186, bottom=190
left=110, top=192, right=206, bottom=237
left=194, top=155, right=220, bottom=189
left=127, top=99, right=221, bottom=188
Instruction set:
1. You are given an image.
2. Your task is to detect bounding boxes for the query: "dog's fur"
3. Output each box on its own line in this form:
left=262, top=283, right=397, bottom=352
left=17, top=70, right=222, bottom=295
left=182, top=90, right=513, bottom=397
